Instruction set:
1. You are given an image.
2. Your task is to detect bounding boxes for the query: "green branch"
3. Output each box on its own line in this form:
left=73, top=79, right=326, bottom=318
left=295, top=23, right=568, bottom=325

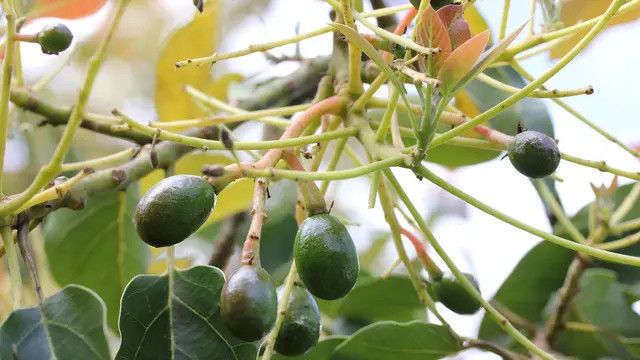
left=384, top=170, right=554, bottom=360
left=0, top=0, right=131, bottom=217
left=415, top=165, right=640, bottom=267
left=430, top=0, right=626, bottom=149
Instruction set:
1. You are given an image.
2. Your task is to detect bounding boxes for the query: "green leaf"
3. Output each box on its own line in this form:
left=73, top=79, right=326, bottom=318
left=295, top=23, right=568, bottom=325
left=332, top=321, right=462, bottom=360
left=318, top=276, right=426, bottom=323
left=481, top=183, right=640, bottom=353
left=554, top=269, right=640, bottom=359
left=0, top=285, right=110, bottom=360
left=116, top=265, right=257, bottom=360
left=272, top=336, right=347, bottom=360
left=478, top=241, right=573, bottom=346
left=426, top=142, right=500, bottom=168
left=43, top=189, right=149, bottom=330
left=575, top=269, right=640, bottom=336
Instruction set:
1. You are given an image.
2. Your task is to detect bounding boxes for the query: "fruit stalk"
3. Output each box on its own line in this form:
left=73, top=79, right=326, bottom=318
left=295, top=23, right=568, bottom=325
left=16, top=215, right=43, bottom=304
left=261, top=262, right=298, bottom=360
left=241, top=178, right=269, bottom=266
left=385, top=169, right=554, bottom=360
left=213, top=95, right=348, bottom=186
left=282, top=151, right=327, bottom=216
left=0, top=225, right=21, bottom=308
left=400, top=226, right=443, bottom=280
left=377, top=177, right=455, bottom=336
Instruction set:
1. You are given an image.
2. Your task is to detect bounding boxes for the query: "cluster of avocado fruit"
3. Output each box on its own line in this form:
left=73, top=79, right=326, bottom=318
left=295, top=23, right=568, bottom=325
left=132, top=131, right=558, bottom=352
left=134, top=175, right=358, bottom=356
left=219, top=212, right=359, bottom=356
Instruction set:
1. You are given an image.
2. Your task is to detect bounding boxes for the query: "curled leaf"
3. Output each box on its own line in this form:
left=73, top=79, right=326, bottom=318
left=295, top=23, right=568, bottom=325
left=436, top=4, right=471, bottom=50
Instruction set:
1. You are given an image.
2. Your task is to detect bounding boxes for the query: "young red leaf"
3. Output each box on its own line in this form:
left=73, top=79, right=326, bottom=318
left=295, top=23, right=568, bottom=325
left=437, top=30, right=489, bottom=95
left=35, top=0, right=107, bottom=19
left=436, top=4, right=471, bottom=50
left=416, top=6, right=451, bottom=72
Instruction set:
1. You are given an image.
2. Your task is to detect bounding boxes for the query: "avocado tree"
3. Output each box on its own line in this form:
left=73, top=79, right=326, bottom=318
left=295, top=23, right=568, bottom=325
left=0, top=0, right=639, bottom=359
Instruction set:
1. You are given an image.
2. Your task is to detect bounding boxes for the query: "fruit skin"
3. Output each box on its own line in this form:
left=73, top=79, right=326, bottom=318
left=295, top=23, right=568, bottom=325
left=508, top=130, right=560, bottom=178
left=220, top=265, right=277, bottom=342
left=433, top=272, right=482, bottom=315
left=274, top=285, right=321, bottom=356
left=37, top=24, right=73, bottom=55
left=134, top=175, right=215, bottom=247
left=294, top=213, right=359, bottom=300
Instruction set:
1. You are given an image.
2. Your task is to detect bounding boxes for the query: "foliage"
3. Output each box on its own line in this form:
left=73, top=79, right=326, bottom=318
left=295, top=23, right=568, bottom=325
left=0, top=0, right=639, bottom=359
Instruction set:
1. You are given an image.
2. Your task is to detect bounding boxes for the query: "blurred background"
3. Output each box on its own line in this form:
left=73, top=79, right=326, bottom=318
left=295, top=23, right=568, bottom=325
left=2, top=0, right=639, bottom=357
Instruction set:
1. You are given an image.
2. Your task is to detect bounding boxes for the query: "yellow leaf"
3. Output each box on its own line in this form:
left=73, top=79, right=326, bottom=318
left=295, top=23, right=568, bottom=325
left=550, top=0, right=640, bottom=58
left=464, top=6, right=489, bottom=35
left=454, top=91, right=485, bottom=139
left=139, top=153, right=233, bottom=194
left=155, top=4, right=219, bottom=121
left=205, top=177, right=254, bottom=225
left=455, top=91, right=480, bottom=117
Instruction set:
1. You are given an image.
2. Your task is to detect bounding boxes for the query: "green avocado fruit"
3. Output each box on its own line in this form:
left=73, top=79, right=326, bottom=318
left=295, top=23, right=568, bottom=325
left=433, top=272, right=482, bottom=315
left=37, top=24, right=73, bottom=55
left=220, top=265, right=277, bottom=342
left=134, top=175, right=215, bottom=247
left=508, top=130, right=561, bottom=178
left=274, top=285, right=321, bottom=356
left=294, top=213, right=359, bottom=300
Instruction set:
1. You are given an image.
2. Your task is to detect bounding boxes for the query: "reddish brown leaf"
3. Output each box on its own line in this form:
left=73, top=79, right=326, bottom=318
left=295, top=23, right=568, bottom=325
left=437, top=4, right=471, bottom=50
left=437, top=30, right=489, bottom=95
left=35, top=0, right=107, bottom=19
left=416, top=6, right=451, bottom=72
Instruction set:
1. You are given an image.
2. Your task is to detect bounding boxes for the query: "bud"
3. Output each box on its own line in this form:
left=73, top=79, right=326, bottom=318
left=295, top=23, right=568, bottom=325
left=220, top=128, right=234, bottom=150
left=193, top=0, right=203, bottom=12
left=203, top=165, right=225, bottom=177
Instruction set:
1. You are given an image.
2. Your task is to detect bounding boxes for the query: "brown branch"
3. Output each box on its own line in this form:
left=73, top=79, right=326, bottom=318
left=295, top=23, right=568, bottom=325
left=209, top=95, right=348, bottom=189
left=240, top=178, right=268, bottom=266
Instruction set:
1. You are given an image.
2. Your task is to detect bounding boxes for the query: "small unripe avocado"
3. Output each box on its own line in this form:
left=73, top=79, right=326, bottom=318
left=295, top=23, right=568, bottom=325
left=508, top=130, right=560, bottom=178
left=134, top=175, right=215, bottom=247
left=274, top=285, right=321, bottom=356
left=433, top=272, right=481, bottom=315
left=220, top=265, right=277, bottom=342
left=294, top=213, right=359, bottom=300
left=37, top=24, right=73, bottom=55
